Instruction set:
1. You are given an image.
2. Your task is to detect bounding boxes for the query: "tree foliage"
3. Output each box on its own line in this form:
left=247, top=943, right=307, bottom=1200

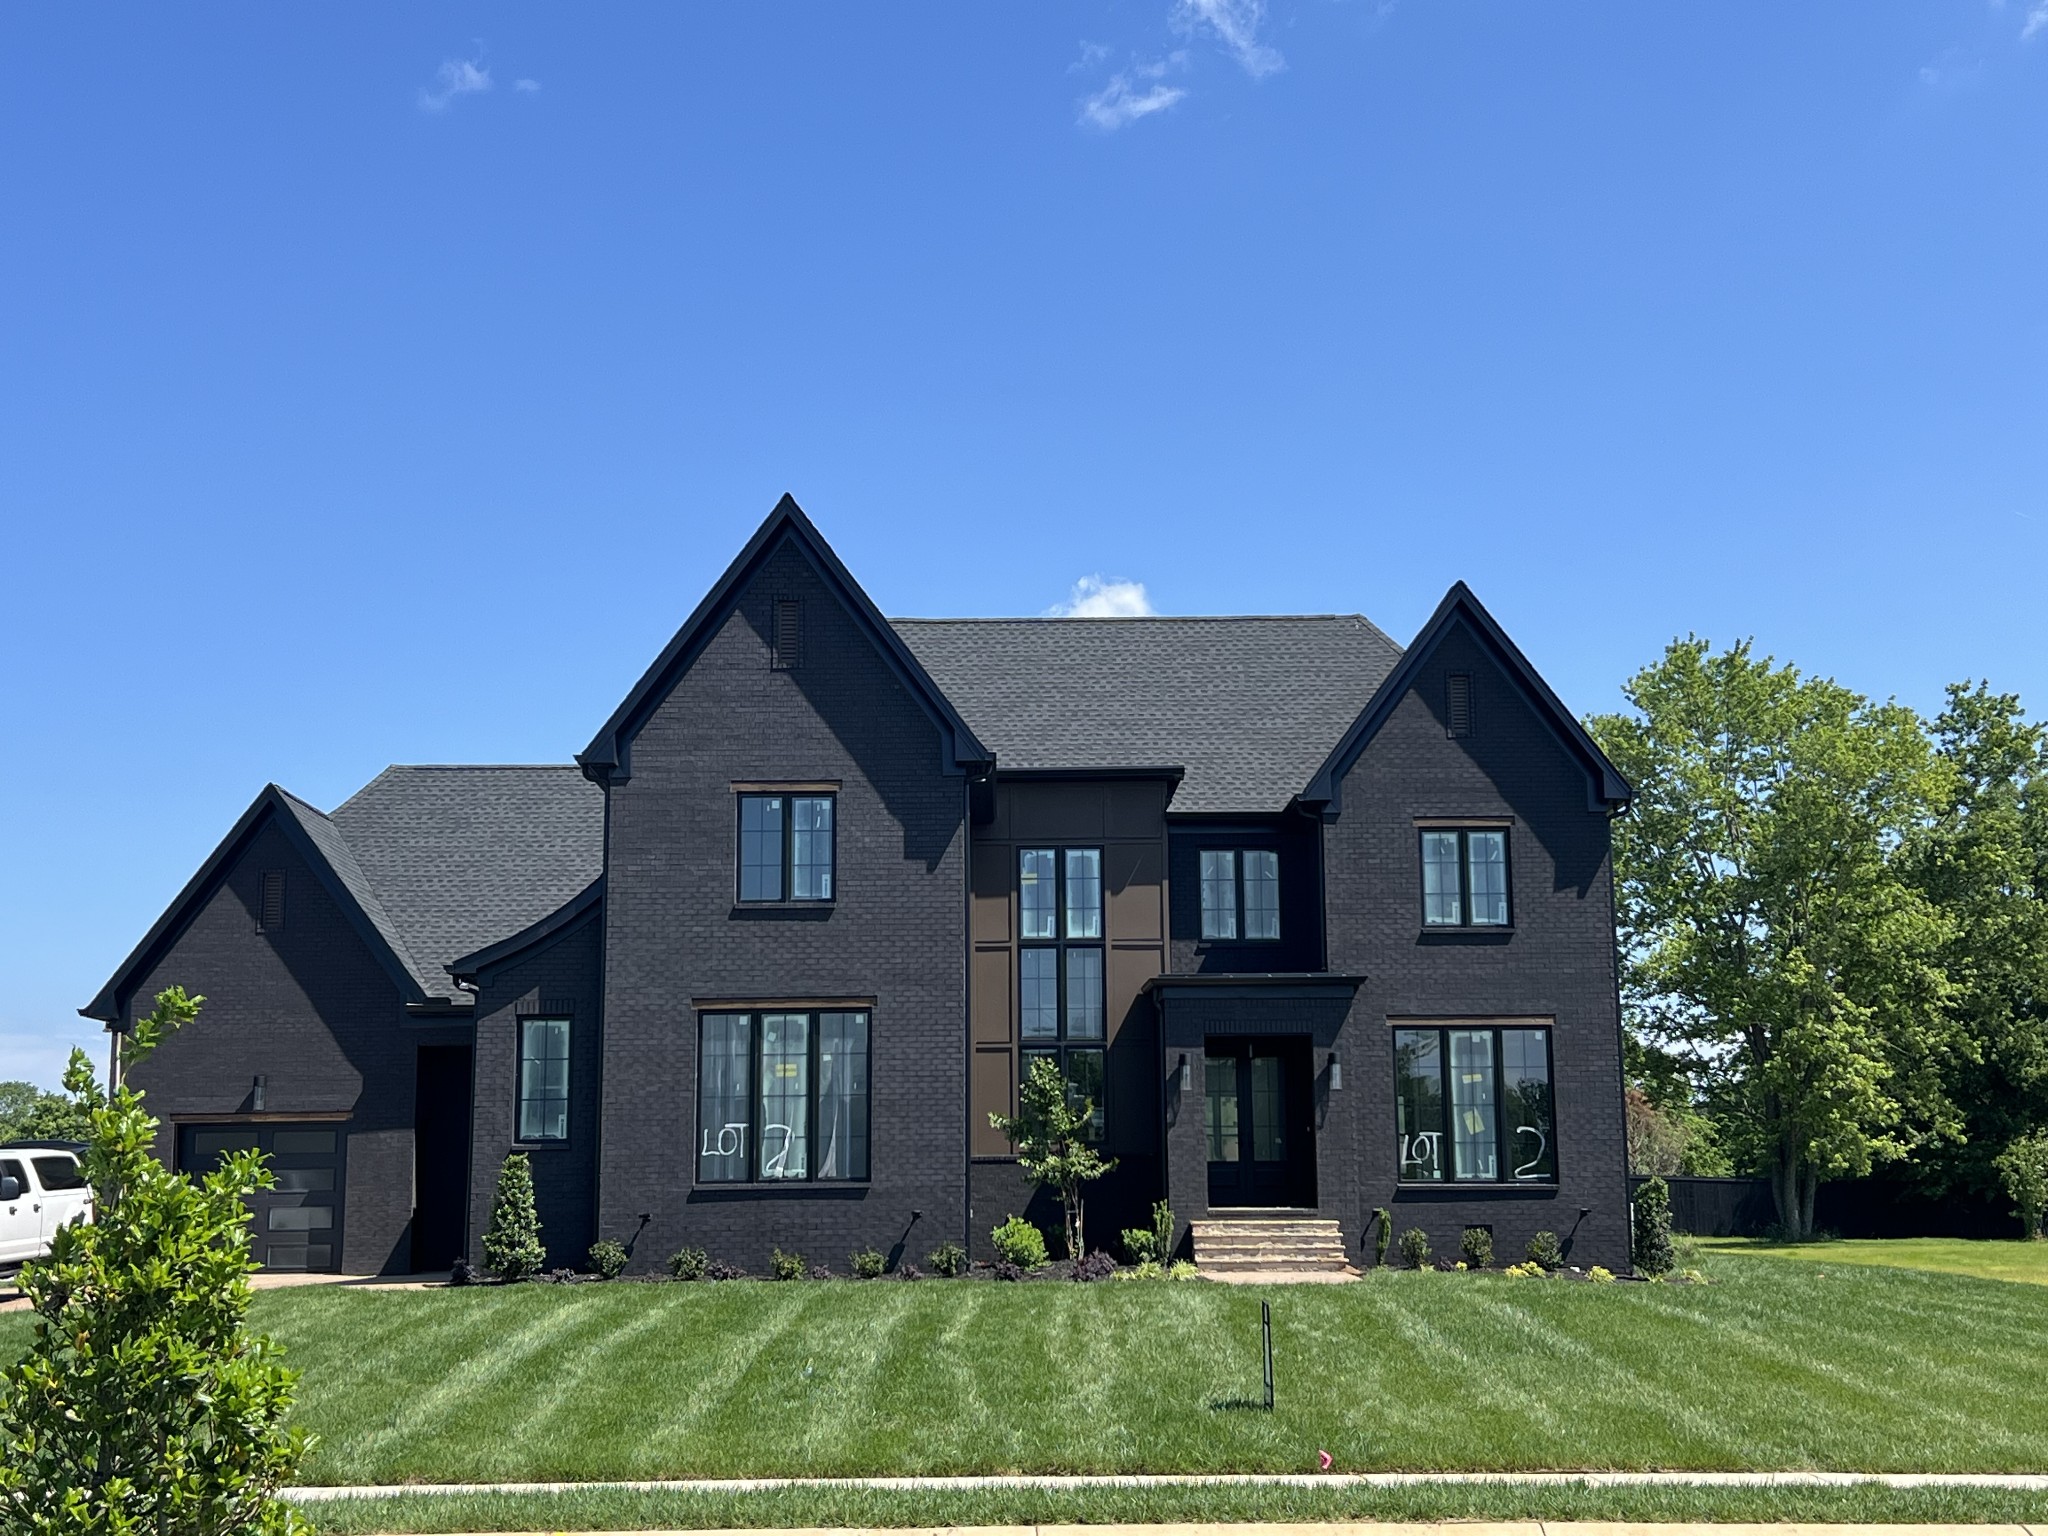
left=0, top=1082, right=91, bottom=1145
left=0, top=987, right=313, bottom=1536
left=1591, top=639, right=1958, bottom=1238
left=481, top=1153, right=544, bottom=1281
left=989, top=1056, right=1114, bottom=1259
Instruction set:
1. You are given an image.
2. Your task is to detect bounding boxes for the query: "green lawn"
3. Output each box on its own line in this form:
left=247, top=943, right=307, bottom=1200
left=6, top=1253, right=2048, bottom=1484
left=1694, top=1234, right=2048, bottom=1286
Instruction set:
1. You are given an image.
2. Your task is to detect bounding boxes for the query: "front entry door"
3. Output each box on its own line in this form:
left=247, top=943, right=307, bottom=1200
left=1205, top=1037, right=1315, bottom=1207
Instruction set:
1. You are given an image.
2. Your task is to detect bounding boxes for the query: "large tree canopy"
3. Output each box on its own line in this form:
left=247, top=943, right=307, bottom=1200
left=1591, top=639, right=1959, bottom=1238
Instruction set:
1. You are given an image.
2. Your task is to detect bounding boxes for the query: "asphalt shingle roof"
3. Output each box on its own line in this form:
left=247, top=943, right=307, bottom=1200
left=892, top=615, right=1405, bottom=814
left=325, top=766, right=604, bottom=996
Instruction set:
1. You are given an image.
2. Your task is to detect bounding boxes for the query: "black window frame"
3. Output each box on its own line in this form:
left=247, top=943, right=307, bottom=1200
left=736, top=791, right=838, bottom=905
left=694, top=1008, right=872, bottom=1185
left=1198, top=847, right=1282, bottom=943
left=1018, top=846, right=1108, bottom=1142
left=515, top=1014, right=573, bottom=1145
left=1418, top=826, right=1512, bottom=928
left=1393, top=1023, right=1557, bottom=1185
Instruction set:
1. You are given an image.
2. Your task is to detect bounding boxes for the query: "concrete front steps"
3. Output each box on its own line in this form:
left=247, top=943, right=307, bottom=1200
left=1191, top=1217, right=1351, bottom=1276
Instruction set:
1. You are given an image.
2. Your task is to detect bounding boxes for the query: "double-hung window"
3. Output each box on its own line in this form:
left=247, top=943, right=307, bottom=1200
left=1420, top=827, right=1510, bottom=927
left=738, top=792, right=836, bottom=902
left=697, top=1009, right=870, bottom=1183
left=1198, top=849, right=1280, bottom=941
left=1018, top=847, right=1106, bottom=1140
left=1394, top=1023, right=1555, bottom=1183
left=517, top=1016, right=571, bottom=1142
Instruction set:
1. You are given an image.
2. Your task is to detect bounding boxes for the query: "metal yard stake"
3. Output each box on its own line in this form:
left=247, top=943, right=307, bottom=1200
left=1261, top=1300, right=1274, bottom=1411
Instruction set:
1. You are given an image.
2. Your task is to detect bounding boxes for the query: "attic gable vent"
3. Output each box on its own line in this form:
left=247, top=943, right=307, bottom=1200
left=772, top=598, right=803, bottom=670
left=1446, top=673, right=1474, bottom=738
left=258, top=870, right=286, bottom=933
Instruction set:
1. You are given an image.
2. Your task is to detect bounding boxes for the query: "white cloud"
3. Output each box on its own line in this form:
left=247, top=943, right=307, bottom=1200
left=1069, top=41, right=1113, bottom=74
left=2026, top=2, right=2048, bottom=39
left=418, top=57, right=492, bottom=112
left=514, top=77, right=541, bottom=92
left=1173, top=0, right=1285, bottom=77
left=1078, top=55, right=1188, bottom=130
left=1046, top=575, right=1158, bottom=617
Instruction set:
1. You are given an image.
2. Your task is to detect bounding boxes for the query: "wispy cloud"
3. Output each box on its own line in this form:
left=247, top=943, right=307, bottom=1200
left=419, top=57, right=492, bottom=112
left=2025, top=2, right=2048, bottom=40
left=1069, top=41, right=1113, bottom=74
left=1046, top=576, right=1158, bottom=617
left=514, top=77, right=542, bottom=93
left=1078, top=54, right=1187, bottom=130
left=1173, top=0, right=1285, bottom=77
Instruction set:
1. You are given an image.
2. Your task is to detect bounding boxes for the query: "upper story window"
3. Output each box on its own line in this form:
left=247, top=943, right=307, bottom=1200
left=1395, top=1024, right=1554, bottom=1184
left=697, top=1009, right=870, bottom=1183
left=518, top=1016, right=571, bottom=1142
left=1420, top=827, right=1509, bottom=927
left=1199, top=849, right=1280, bottom=941
left=738, top=792, right=835, bottom=902
left=1018, top=847, right=1106, bottom=1140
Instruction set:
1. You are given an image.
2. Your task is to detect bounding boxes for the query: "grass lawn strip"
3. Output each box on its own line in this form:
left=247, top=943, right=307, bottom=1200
left=1693, top=1237, right=2048, bottom=1287
left=291, top=1481, right=2048, bottom=1533
left=12, top=1253, right=2048, bottom=1481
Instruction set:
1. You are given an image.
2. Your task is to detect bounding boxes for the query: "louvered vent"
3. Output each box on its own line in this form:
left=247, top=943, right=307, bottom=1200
left=258, top=870, right=286, bottom=933
left=1446, top=673, right=1474, bottom=738
left=772, top=598, right=802, bottom=670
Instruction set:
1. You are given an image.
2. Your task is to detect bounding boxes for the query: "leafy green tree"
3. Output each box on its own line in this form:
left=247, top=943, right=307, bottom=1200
left=1591, top=639, right=1958, bottom=1238
left=0, top=1081, right=90, bottom=1144
left=989, top=1056, right=1115, bottom=1258
left=482, top=1153, right=545, bottom=1280
left=0, top=987, right=313, bottom=1535
left=1900, top=684, right=2048, bottom=1210
left=1993, top=1131, right=2048, bottom=1237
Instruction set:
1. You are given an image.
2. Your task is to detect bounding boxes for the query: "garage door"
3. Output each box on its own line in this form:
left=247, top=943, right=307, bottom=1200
left=180, top=1124, right=346, bottom=1272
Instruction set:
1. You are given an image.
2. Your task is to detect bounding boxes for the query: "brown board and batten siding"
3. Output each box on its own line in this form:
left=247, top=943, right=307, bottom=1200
left=967, top=778, right=1170, bottom=1163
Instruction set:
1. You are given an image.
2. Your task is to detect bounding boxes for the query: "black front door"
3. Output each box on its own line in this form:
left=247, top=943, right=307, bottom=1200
left=412, top=1044, right=474, bottom=1273
left=1204, top=1037, right=1315, bottom=1207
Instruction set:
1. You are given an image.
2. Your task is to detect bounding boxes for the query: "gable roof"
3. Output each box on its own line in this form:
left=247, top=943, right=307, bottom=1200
left=1302, top=581, right=1633, bottom=814
left=577, top=495, right=992, bottom=783
left=80, top=768, right=605, bottom=1025
left=894, top=615, right=1404, bottom=815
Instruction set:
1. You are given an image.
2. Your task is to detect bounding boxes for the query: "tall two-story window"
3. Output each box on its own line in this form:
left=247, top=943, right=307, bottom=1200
left=1395, top=1023, right=1555, bottom=1183
left=1019, top=847, right=1106, bottom=1139
left=1198, top=849, right=1280, bottom=941
left=1420, top=827, right=1510, bottom=927
left=517, top=1016, right=571, bottom=1142
left=697, top=1009, right=870, bottom=1183
left=738, top=792, right=836, bottom=902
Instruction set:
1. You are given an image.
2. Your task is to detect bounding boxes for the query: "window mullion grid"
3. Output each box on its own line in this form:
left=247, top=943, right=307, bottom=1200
left=783, top=799, right=796, bottom=902
left=1438, top=1030, right=1455, bottom=1181
left=747, top=1013, right=762, bottom=1183
left=1459, top=831, right=1472, bottom=928
left=809, top=1011, right=822, bottom=1183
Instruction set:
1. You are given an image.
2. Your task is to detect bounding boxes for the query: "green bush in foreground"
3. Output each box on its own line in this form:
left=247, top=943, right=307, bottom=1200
left=925, top=1241, right=967, bottom=1277
left=1526, top=1229, right=1564, bottom=1270
left=0, top=987, right=312, bottom=1536
left=482, top=1153, right=545, bottom=1281
left=769, top=1248, right=805, bottom=1281
left=587, top=1240, right=629, bottom=1280
left=1398, top=1226, right=1430, bottom=1268
left=848, top=1247, right=886, bottom=1279
left=1460, top=1225, right=1494, bottom=1268
left=667, top=1246, right=707, bottom=1281
left=1632, top=1175, right=1675, bottom=1275
left=990, top=1213, right=1048, bottom=1269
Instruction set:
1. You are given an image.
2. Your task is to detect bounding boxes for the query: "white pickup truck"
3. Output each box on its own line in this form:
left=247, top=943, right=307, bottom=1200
left=0, top=1142, right=92, bottom=1270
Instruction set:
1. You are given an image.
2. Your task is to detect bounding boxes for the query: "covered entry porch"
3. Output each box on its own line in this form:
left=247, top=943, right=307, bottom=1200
left=1148, top=972, right=1364, bottom=1268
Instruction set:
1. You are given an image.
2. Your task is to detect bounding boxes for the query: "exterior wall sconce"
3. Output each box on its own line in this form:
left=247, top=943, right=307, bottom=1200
left=252, top=1074, right=267, bottom=1112
left=1327, top=1052, right=1342, bottom=1091
left=1177, top=1053, right=1191, bottom=1091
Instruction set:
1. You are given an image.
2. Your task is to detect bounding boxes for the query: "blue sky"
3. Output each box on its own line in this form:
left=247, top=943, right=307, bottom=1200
left=4, top=3, right=2045, bottom=1089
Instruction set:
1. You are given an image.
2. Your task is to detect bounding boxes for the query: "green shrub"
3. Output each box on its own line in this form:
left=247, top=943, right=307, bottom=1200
left=1633, top=1175, right=1675, bottom=1275
left=587, top=1240, right=629, bottom=1280
left=0, top=988, right=313, bottom=1535
left=1398, top=1226, right=1431, bottom=1269
left=667, top=1246, right=708, bottom=1281
left=1588, top=1265, right=1617, bottom=1282
left=1167, top=1259, right=1199, bottom=1281
left=483, top=1152, right=546, bottom=1281
left=989, top=1056, right=1115, bottom=1259
left=1149, top=1198, right=1175, bottom=1262
left=769, top=1248, right=805, bottom=1281
left=1120, top=1226, right=1159, bottom=1264
left=849, top=1247, right=886, bottom=1279
left=991, top=1214, right=1048, bottom=1269
left=926, top=1241, right=968, bottom=1277
left=1526, top=1230, right=1564, bottom=1270
left=1502, top=1260, right=1546, bottom=1278
left=1115, top=1260, right=1164, bottom=1282
left=1460, top=1225, right=1494, bottom=1268
left=1372, top=1206, right=1392, bottom=1266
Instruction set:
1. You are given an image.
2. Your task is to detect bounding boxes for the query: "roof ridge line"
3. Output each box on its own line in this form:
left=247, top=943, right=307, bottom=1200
left=889, top=613, right=1375, bottom=624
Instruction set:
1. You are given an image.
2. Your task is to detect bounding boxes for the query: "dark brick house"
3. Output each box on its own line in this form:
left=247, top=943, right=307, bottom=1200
left=82, top=496, right=1635, bottom=1276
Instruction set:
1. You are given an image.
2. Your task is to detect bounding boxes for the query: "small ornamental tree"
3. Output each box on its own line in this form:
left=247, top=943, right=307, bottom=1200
left=1633, top=1174, right=1676, bottom=1276
left=483, top=1152, right=545, bottom=1281
left=0, top=986, right=314, bottom=1536
left=989, top=1056, right=1115, bottom=1259
left=1993, top=1132, right=2048, bottom=1238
